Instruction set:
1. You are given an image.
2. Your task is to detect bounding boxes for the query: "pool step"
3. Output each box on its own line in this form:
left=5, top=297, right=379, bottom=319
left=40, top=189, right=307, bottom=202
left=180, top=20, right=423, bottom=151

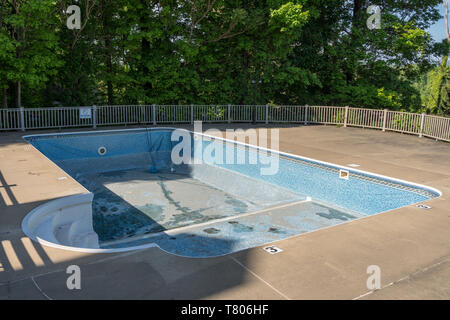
left=22, top=193, right=100, bottom=249
left=68, top=219, right=99, bottom=248
left=53, top=220, right=99, bottom=248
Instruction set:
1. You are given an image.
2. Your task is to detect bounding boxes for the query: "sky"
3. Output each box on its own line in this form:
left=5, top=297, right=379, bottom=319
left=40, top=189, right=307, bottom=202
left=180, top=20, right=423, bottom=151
left=428, top=4, right=448, bottom=42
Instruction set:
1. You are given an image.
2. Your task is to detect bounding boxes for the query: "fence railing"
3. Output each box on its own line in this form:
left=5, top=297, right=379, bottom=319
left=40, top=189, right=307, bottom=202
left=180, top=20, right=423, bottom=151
left=0, top=105, right=449, bottom=142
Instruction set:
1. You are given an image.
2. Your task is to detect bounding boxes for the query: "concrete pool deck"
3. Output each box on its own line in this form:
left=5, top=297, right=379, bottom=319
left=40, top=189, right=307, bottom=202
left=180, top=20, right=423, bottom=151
left=0, top=124, right=449, bottom=299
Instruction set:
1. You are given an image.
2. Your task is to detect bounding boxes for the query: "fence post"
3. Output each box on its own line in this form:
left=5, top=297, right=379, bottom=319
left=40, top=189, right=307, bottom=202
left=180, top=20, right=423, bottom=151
left=265, top=104, right=269, bottom=125
left=6, top=110, right=10, bottom=129
left=419, top=113, right=425, bottom=138
left=152, top=104, right=156, bottom=125
left=382, top=109, right=388, bottom=132
left=19, top=107, right=25, bottom=131
left=190, top=104, right=194, bottom=125
left=304, top=105, right=309, bottom=125
left=92, top=105, right=97, bottom=129
left=344, top=106, right=349, bottom=127
left=228, top=104, right=231, bottom=124
left=59, top=108, right=62, bottom=130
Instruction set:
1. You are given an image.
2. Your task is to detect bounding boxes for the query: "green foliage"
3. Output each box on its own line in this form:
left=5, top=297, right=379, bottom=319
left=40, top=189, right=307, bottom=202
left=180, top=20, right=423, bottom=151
left=0, top=0, right=446, bottom=112
left=332, top=110, right=346, bottom=125
left=419, top=55, right=450, bottom=116
left=202, top=106, right=226, bottom=121
left=0, top=0, right=63, bottom=106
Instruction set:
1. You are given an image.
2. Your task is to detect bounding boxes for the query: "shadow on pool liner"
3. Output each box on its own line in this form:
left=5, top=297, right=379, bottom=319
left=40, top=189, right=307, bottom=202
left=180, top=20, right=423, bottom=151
left=76, top=168, right=305, bottom=243
left=102, top=201, right=366, bottom=258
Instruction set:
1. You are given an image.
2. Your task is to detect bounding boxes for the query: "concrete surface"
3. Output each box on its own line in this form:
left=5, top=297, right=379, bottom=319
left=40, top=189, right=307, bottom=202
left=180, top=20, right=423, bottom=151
left=0, top=124, right=449, bottom=299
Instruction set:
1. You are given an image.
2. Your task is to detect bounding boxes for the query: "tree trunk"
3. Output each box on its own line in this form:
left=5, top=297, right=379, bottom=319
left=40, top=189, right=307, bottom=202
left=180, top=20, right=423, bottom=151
left=106, top=40, right=114, bottom=105
left=436, top=55, right=449, bottom=114
left=140, top=0, right=152, bottom=99
left=444, top=0, right=449, bottom=43
left=346, top=0, right=367, bottom=84
left=352, top=0, right=366, bottom=27
left=16, top=81, right=21, bottom=108
left=2, top=88, right=8, bottom=109
left=102, top=0, right=114, bottom=105
left=436, top=1, right=450, bottom=114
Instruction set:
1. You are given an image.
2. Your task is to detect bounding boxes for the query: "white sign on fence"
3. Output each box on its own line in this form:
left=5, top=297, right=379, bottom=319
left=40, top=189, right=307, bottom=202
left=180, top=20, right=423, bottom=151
left=79, top=107, right=92, bottom=119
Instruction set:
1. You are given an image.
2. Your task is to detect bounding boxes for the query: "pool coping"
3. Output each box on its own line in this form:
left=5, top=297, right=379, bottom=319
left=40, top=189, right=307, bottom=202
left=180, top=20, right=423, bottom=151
left=23, top=126, right=443, bottom=197
left=20, top=127, right=443, bottom=255
left=2, top=124, right=450, bottom=299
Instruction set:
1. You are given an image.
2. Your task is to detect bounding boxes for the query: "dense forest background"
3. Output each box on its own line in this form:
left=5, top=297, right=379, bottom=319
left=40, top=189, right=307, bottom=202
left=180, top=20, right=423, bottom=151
left=0, top=0, right=449, bottom=115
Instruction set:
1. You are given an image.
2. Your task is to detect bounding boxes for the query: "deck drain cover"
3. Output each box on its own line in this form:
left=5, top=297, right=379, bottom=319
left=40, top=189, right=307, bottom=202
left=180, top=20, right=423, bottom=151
left=263, top=246, right=283, bottom=254
left=416, top=204, right=432, bottom=210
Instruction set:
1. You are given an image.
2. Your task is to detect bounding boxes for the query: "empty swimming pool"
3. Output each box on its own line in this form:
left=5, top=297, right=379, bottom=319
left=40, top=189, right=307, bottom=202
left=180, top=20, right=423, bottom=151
left=22, top=128, right=441, bottom=257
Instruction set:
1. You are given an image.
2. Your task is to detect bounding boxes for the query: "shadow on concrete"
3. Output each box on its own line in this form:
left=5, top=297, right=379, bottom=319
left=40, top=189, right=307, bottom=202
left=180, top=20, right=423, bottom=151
left=0, top=156, right=252, bottom=299
left=0, top=196, right=252, bottom=299
left=0, top=125, right=299, bottom=299
left=0, top=171, right=18, bottom=207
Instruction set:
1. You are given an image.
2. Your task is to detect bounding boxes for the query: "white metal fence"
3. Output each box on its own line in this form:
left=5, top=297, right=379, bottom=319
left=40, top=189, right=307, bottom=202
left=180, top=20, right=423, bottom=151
left=0, top=105, right=449, bottom=142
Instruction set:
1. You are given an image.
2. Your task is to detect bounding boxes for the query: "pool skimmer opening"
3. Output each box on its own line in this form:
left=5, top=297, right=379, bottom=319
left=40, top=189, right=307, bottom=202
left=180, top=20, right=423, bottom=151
left=339, top=170, right=349, bottom=180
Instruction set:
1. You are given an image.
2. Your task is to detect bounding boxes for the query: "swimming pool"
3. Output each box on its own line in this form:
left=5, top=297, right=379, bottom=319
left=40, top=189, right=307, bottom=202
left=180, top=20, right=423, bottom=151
left=22, top=128, right=441, bottom=257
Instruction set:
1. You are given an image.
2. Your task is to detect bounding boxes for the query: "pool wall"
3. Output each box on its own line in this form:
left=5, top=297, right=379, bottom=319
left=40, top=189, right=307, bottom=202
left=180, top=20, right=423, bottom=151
left=195, top=136, right=441, bottom=215
left=21, top=127, right=442, bottom=253
left=21, top=193, right=99, bottom=249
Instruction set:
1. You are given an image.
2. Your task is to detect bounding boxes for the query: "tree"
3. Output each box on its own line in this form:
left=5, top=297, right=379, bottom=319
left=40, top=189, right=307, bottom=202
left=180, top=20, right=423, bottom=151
left=0, top=0, right=62, bottom=108
left=433, top=0, right=450, bottom=115
left=0, top=0, right=445, bottom=110
left=420, top=0, right=450, bottom=115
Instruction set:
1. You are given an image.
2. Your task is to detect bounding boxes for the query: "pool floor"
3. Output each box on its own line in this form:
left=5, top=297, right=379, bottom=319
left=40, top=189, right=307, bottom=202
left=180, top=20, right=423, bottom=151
left=103, top=200, right=367, bottom=257
left=76, top=169, right=303, bottom=243
left=74, top=168, right=366, bottom=257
